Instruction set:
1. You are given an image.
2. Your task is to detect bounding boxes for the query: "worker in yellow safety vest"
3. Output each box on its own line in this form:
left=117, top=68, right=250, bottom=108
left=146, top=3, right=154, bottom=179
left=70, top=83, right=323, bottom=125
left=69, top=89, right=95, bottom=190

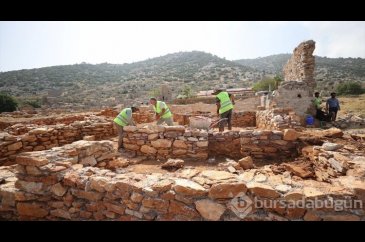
left=149, top=97, right=174, bottom=126
left=113, top=106, right=139, bottom=151
left=213, top=89, right=235, bottom=132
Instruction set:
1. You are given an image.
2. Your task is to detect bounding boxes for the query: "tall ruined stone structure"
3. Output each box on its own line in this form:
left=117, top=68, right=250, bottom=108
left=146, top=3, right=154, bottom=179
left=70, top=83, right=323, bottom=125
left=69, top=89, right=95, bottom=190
left=283, top=40, right=316, bottom=92
left=270, top=40, right=316, bottom=122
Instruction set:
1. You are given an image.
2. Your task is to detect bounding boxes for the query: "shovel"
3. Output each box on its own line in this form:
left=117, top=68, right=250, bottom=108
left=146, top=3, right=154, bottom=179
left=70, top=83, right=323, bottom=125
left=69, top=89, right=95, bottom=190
left=209, top=118, right=228, bottom=130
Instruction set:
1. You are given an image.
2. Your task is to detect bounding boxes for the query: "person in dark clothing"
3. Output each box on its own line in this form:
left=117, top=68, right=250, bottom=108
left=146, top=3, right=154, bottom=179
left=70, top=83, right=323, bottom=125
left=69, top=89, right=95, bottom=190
left=326, top=92, right=340, bottom=122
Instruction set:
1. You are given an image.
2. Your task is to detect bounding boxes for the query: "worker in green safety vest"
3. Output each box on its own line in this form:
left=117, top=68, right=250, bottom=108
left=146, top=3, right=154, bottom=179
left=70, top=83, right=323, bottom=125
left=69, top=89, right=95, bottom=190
left=213, top=89, right=235, bottom=132
left=113, top=106, right=139, bottom=151
left=149, top=97, right=174, bottom=126
left=312, top=92, right=323, bottom=118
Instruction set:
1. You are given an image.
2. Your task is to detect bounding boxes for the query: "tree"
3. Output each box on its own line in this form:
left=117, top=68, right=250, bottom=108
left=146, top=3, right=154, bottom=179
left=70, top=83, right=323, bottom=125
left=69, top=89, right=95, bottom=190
left=252, top=77, right=282, bottom=92
left=273, top=75, right=283, bottom=89
left=179, top=85, right=195, bottom=98
left=336, top=81, right=364, bottom=95
left=0, top=94, right=18, bottom=113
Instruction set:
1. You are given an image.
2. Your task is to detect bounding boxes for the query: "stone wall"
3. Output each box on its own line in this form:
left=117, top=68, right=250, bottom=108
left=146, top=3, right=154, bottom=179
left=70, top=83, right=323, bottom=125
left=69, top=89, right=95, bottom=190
left=240, top=129, right=299, bottom=161
left=171, top=111, right=256, bottom=128
left=170, top=103, right=216, bottom=114
left=232, top=111, right=256, bottom=127
left=122, top=126, right=209, bottom=161
left=1, top=140, right=364, bottom=221
left=208, top=131, right=242, bottom=158
left=0, top=118, right=117, bottom=165
left=172, top=113, right=191, bottom=126
left=271, top=81, right=316, bottom=119
left=0, top=114, right=88, bottom=131
left=256, top=109, right=302, bottom=130
left=97, top=108, right=155, bottom=124
left=133, top=111, right=155, bottom=124
left=0, top=140, right=116, bottom=220
left=123, top=126, right=299, bottom=161
left=283, top=40, right=316, bottom=90
left=98, top=107, right=256, bottom=128
left=97, top=109, right=118, bottom=118
left=172, top=97, right=217, bottom=105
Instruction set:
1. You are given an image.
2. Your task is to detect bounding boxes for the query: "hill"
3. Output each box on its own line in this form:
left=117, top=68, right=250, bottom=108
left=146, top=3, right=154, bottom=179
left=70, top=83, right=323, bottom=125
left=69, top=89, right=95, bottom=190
left=1, top=51, right=364, bottom=109
left=0, top=51, right=261, bottom=108
left=235, top=54, right=365, bottom=91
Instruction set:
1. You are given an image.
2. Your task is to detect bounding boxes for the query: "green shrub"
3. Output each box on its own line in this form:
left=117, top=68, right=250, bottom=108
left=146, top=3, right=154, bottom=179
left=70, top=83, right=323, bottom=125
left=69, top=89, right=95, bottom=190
left=0, top=93, right=18, bottom=113
left=253, top=75, right=283, bottom=92
left=24, top=99, right=41, bottom=108
left=179, top=85, right=195, bottom=99
left=336, top=81, right=364, bottom=95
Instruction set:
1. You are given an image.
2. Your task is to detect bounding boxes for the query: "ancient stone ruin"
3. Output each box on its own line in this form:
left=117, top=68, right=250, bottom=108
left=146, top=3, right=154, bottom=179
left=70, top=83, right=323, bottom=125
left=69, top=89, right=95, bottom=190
left=1, top=40, right=365, bottom=221
left=259, top=40, right=317, bottom=126
left=283, top=40, right=316, bottom=90
left=1, top=104, right=364, bottom=221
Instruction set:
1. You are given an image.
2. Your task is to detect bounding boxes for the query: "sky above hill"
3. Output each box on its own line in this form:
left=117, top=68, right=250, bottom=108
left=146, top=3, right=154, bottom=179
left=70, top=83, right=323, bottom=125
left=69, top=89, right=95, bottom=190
left=0, top=21, right=364, bottom=72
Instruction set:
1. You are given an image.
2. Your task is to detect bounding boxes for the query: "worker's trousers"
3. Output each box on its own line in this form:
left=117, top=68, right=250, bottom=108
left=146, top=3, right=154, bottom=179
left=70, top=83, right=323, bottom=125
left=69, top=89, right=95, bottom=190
left=157, top=117, right=174, bottom=126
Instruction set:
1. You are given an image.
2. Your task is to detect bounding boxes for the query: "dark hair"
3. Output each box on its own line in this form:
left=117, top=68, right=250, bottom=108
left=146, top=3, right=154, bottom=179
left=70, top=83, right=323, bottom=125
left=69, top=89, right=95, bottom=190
left=315, top=92, right=320, bottom=95
left=330, top=92, right=336, bottom=96
left=131, top=107, right=139, bottom=112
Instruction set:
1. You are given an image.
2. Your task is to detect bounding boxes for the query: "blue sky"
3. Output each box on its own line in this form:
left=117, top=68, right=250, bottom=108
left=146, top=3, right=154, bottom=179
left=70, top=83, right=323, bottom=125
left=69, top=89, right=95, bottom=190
left=0, top=21, right=364, bottom=72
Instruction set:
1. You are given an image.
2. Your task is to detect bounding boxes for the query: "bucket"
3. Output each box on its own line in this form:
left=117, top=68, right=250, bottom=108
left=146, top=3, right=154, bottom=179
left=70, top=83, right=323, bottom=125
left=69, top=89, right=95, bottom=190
left=306, top=115, right=314, bottom=125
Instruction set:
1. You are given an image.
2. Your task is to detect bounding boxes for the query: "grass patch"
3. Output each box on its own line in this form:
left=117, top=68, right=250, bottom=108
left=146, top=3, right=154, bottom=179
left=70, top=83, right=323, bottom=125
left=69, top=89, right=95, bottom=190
left=339, top=94, right=365, bottom=117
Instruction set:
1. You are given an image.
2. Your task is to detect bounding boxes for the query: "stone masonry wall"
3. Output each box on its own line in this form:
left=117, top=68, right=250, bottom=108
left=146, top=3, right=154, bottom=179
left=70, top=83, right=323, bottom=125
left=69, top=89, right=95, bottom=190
left=1, top=139, right=364, bottom=221
left=256, top=109, right=302, bottom=130
left=173, top=113, right=191, bottom=126
left=122, top=126, right=209, bottom=161
left=271, top=81, right=316, bottom=119
left=232, top=111, right=256, bottom=127
left=283, top=40, right=316, bottom=90
left=0, top=118, right=117, bottom=165
left=208, top=131, right=242, bottom=158
left=123, top=126, right=299, bottom=161
left=240, top=129, right=299, bottom=161
left=97, top=108, right=155, bottom=124
left=0, top=114, right=89, bottom=131
left=172, top=111, right=256, bottom=128
left=0, top=140, right=116, bottom=220
left=98, top=108, right=256, bottom=128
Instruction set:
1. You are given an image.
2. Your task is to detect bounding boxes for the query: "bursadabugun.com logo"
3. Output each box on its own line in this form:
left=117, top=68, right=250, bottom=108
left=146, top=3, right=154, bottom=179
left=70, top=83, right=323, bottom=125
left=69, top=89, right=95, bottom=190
left=229, top=192, right=254, bottom=219
left=230, top=193, right=363, bottom=219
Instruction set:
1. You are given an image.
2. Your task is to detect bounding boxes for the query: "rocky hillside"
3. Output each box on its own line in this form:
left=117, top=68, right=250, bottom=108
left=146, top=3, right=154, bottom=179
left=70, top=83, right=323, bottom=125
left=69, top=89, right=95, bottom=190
left=0, top=51, right=261, bottom=108
left=235, top=54, right=365, bottom=91
left=1, top=51, right=364, bottom=109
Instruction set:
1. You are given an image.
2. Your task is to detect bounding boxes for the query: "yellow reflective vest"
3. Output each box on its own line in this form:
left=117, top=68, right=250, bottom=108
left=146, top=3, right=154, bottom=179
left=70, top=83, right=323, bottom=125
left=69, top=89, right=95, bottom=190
left=153, top=101, right=172, bottom=119
left=114, top=108, right=131, bottom=127
left=217, top=92, right=233, bottom=114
